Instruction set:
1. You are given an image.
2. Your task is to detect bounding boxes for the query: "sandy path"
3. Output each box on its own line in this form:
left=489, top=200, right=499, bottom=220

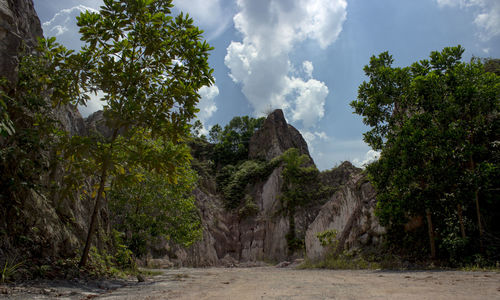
left=97, top=267, right=500, bottom=300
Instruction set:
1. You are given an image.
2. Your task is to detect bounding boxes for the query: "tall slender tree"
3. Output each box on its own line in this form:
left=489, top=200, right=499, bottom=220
left=75, top=0, right=214, bottom=267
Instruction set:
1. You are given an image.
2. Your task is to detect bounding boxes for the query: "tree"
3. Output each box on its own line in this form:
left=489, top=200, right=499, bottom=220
left=108, top=160, right=201, bottom=257
left=280, top=148, right=334, bottom=252
left=351, top=46, right=500, bottom=262
left=210, top=116, right=265, bottom=167
left=75, top=0, right=214, bottom=267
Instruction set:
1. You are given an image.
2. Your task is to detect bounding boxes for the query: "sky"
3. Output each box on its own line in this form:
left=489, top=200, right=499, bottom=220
left=33, top=0, right=500, bottom=170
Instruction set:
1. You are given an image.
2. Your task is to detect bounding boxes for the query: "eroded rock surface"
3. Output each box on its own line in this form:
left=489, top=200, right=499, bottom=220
left=0, top=0, right=103, bottom=260
left=305, top=172, right=385, bottom=261
left=164, top=110, right=384, bottom=266
left=0, top=0, right=43, bottom=82
left=249, top=109, right=311, bottom=161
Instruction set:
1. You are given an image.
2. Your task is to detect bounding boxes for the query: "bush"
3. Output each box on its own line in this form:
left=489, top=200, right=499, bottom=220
left=218, top=158, right=281, bottom=209
left=238, top=195, right=259, bottom=218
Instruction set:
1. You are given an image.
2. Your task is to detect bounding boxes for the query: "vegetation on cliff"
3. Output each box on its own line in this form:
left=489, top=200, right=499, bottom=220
left=0, top=0, right=212, bottom=279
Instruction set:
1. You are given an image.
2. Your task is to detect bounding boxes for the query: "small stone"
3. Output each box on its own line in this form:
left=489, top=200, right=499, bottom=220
left=275, top=261, right=291, bottom=268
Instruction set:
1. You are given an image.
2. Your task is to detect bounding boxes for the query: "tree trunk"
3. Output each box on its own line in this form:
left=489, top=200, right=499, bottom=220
left=474, top=188, right=484, bottom=251
left=426, top=209, right=436, bottom=259
left=79, top=129, right=119, bottom=268
left=469, top=155, right=484, bottom=251
left=79, top=163, right=108, bottom=268
left=457, top=204, right=466, bottom=239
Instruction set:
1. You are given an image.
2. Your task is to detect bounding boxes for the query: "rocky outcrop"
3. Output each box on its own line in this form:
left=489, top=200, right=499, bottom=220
left=0, top=0, right=43, bottom=83
left=0, top=0, right=86, bottom=138
left=249, top=109, right=311, bottom=161
left=165, top=110, right=384, bottom=266
left=0, top=0, right=103, bottom=261
left=85, top=110, right=114, bottom=138
left=305, top=172, right=385, bottom=261
left=319, top=161, right=360, bottom=187
left=167, top=167, right=291, bottom=266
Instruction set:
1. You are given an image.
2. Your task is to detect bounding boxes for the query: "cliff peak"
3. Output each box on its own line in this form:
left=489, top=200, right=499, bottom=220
left=248, top=109, right=311, bottom=162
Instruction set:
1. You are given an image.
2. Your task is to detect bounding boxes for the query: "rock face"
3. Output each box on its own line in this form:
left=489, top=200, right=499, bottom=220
left=166, top=110, right=384, bottom=266
left=0, top=0, right=43, bottom=82
left=305, top=171, right=385, bottom=260
left=0, top=0, right=102, bottom=260
left=249, top=109, right=311, bottom=161
left=86, top=110, right=114, bottom=138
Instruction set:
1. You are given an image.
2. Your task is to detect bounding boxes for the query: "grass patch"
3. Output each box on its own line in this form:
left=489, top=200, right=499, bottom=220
left=138, top=269, right=163, bottom=276
left=460, top=264, right=500, bottom=272
left=1, top=259, right=24, bottom=283
left=299, top=252, right=381, bottom=270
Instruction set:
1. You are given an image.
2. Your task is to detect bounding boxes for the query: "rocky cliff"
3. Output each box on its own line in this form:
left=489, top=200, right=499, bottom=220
left=162, top=110, right=384, bottom=266
left=249, top=109, right=311, bottom=162
left=1, top=0, right=384, bottom=267
left=0, top=0, right=43, bottom=83
left=306, top=168, right=385, bottom=260
left=0, top=0, right=102, bottom=263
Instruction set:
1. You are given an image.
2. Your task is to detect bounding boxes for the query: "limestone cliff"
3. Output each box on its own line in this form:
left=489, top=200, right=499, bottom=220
left=166, top=110, right=384, bottom=266
left=305, top=169, right=385, bottom=260
left=0, top=0, right=43, bottom=83
left=0, top=0, right=103, bottom=262
left=249, top=109, right=311, bottom=162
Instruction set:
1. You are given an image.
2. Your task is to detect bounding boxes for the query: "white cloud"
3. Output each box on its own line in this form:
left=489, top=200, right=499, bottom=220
left=436, top=0, right=500, bottom=40
left=78, top=90, right=105, bottom=118
left=287, top=77, right=329, bottom=128
left=197, top=85, right=219, bottom=123
left=302, top=61, right=314, bottom=79
left=42, top=5, right=98, bottom=50
left=195, top=84, right=219, bottom=136
left=352, top=150, right=381, bottom=168
left=301, top=130, right=329, bottom=153
left=173, top=0, right=233, bottom=40
left=225, top=0, right=347, bottom=128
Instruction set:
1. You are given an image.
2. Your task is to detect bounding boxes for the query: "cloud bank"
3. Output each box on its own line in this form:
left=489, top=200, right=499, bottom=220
left=225, top=0, right=347, bottom=128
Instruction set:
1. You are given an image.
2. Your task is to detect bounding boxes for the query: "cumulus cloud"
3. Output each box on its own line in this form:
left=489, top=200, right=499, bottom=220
left=173, top=0, right=233, bottom=40
left=352, top=150, right=381, bottom=168
left=195, top=84, right=219, bottom=136
left=302, top=61, right=314, bottom=79
left=436, top=0, right=500, bottom=40
left=225, top=0, right=347, bottom=128
left=197, top=85, right=219, bottom=122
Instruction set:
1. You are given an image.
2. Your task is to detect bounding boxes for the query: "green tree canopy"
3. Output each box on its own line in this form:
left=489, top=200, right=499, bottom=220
left=108, top=162, right=201, bottom=257
left=209, top=115, right=265, bottom=167
left=351, top=46, right=500, bottom=263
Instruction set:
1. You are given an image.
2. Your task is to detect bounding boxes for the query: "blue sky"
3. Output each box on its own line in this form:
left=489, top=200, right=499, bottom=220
left=33, top=0, right=500, bottom=170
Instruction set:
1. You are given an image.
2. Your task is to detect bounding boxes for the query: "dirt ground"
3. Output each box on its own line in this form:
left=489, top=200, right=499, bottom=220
left=2, top=267, right=500, bottom=299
